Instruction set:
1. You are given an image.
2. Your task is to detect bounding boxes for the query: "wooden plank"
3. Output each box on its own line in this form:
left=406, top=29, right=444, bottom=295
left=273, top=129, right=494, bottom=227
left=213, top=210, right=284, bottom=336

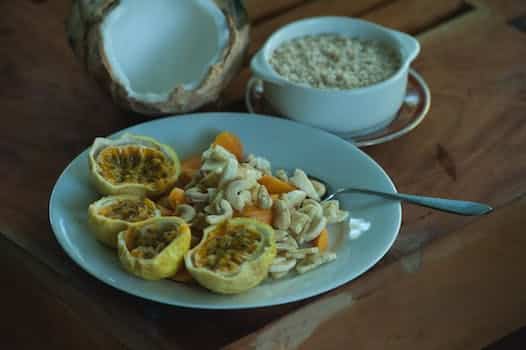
left=247, top=0, right=387, bottom=55
left=221, top=0, right=466, bottom=106
left=224, top=196, right=526, bottom=349
left=369, top=7, right=526, bottom=253
left=0, top=235, right=127, bottom=350
left=0, top=231, right=303, bottom=349
left=0, top=0, right=135, bottom=263
left=0, top=2, right=307, bottom=348
left=475, top=0, right=526, bottom=20
left=361, top=0, right=468, bottom=33
left=244, top=0, right=308, bottom=22
left=0, top=229, right=292, bottom=350
left=224, top=7, right=526, bottom=257
left=0, top=1, right=525, bottom=349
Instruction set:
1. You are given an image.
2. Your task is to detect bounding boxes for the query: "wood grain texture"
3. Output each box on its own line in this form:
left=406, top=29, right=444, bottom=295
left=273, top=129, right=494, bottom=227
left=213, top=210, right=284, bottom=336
left=475, top=0, right=526, bottom=20
left=247, top=0, right=387, bottom=55
left=370, top=8, right=526, bottom=260
left=361, top=0, right=467, bottom=34
left=0, top=2, right=304, bottom=348
left=0, top=235, right=127, bottom=350
left=224, top=196, right=526, bottom=349
left=0, top=0, right=525, bottom=349
left=245, top=0, right=308, bottom=22
left=0, top=0, right=142, bottom=261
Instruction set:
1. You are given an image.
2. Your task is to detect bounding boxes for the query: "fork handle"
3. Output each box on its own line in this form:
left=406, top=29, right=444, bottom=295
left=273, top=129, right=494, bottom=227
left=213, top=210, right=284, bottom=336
left=331, top=188, right=493, bottom=216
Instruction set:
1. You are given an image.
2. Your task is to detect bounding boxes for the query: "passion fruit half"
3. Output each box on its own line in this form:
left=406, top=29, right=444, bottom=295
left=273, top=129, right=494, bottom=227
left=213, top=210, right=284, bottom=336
left=117, top=216, right=191, bottom=280
left=88, top=133, right=181, bottom=197
left=88, top=194, right=161, bottom=248
left=185, top=217, right=276, bottom=294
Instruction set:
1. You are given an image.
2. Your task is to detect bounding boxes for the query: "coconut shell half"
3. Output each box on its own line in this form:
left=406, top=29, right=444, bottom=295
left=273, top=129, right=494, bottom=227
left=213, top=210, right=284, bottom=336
left=67, top=0, right=249, bottom=115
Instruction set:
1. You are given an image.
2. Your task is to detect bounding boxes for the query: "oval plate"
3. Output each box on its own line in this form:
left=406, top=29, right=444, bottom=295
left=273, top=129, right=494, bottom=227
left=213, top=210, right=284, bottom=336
left=49, top=113, right=401, bottom=309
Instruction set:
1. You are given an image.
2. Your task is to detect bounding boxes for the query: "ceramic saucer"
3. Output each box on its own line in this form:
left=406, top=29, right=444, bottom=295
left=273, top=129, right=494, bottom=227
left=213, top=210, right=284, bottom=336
left=245, top=69, right=431, bottom=147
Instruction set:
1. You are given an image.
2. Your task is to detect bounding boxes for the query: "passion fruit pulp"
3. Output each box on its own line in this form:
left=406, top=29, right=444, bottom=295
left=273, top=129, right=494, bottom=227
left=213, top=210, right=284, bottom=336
left=185, top=218, right=276, bottom=294
left=88, top=134, right=181, bottom=197
left=118, top=216, right=191, bottom=280
left=88, top=194, right=161, bottom=248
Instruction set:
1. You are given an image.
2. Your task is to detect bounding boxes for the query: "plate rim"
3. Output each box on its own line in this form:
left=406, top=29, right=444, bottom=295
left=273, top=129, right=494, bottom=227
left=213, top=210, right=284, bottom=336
left=49, top=112, right=401, bottom=309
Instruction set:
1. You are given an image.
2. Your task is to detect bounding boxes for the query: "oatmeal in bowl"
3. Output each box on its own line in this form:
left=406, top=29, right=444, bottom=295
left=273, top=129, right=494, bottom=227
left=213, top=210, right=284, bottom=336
left=269, top=34, right=401, bottom=90
left=249, top=17, right=420, bottom=137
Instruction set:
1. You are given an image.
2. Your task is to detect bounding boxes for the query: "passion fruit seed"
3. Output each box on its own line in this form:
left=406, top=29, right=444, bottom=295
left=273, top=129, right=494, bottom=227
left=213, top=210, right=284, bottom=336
left=98, top=198, right=156, bottom=222
left=131, top=225, right=181, bottom=259
left=118, top=216, right=191, bottom=280
left=196, top=228, right=261, bottom=273
left=97, top=146, right=172, bottom=186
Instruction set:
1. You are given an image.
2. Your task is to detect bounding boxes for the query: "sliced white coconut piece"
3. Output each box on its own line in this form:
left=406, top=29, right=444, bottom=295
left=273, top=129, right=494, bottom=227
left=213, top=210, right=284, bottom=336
left=67, top=0, right=249, bottom=114
left=101, top=0, right=229, bottom=103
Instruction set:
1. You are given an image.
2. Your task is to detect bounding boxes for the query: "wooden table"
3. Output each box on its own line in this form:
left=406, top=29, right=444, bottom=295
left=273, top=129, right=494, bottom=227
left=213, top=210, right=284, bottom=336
left=1, top=0, right=525, bottom=348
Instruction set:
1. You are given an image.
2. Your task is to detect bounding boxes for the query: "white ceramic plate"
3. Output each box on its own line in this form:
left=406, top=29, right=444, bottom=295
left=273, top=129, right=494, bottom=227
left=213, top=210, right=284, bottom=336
left=49, top=113, right=401, bottom=309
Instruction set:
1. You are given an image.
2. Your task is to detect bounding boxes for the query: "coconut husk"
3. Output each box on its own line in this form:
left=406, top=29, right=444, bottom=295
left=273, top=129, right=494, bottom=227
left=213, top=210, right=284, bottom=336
left=66, top=0, right=250, bottom=115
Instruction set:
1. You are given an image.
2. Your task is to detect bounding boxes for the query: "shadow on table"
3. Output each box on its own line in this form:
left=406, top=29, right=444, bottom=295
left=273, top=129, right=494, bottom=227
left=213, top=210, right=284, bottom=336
left=484, top=327, right=526, bottom=350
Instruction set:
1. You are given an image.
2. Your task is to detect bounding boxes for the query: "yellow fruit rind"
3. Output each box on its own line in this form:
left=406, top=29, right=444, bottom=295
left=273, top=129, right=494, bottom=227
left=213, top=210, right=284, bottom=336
left=185, top=218, right=276, bottom=294
left=88, top=194, right=161, bottom=248
left=88, top=133, right=181, bottom=197
left=117, top=217, right=191, bottom=280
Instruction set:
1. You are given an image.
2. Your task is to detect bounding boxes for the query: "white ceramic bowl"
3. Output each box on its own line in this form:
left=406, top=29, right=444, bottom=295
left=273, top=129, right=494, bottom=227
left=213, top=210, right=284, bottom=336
left=250, top=17, right=420, bottom=137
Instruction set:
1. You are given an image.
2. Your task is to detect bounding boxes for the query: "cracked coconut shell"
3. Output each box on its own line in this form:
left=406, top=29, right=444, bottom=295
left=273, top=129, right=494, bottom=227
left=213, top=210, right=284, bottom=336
left=66, top=0, right=249, bottom=115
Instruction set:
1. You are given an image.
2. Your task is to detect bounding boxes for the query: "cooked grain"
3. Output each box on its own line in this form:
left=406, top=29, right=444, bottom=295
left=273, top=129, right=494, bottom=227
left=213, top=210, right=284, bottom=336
left=269, top=34, right=401, bottom=89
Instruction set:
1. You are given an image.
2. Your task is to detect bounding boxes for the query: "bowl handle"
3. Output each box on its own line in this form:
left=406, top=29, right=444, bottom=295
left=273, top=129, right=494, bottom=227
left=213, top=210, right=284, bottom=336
left=245, top=77, right=261, bottom=113
left=392, top=30, right=420, bottom=63
left=250, top=50, right=285, bottom=86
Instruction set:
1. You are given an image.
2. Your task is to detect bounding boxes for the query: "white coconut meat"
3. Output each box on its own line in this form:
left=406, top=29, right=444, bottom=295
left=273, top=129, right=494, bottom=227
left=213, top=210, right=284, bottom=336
left=100, top=0, right=230, bottom=103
